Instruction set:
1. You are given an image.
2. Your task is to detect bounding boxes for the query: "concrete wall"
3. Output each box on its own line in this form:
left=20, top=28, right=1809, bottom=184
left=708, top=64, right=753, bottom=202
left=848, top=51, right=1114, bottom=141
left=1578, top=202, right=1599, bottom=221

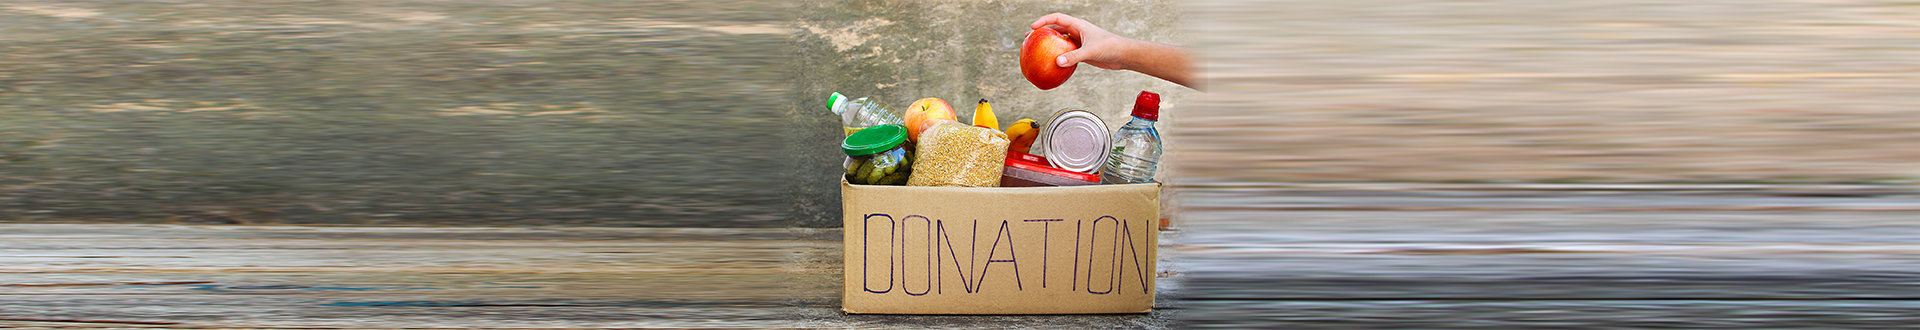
left=1182, top=0, right=1920, bottom=184
left=9, top=0, right=1912, bottom=227
left=0, top=0, right=794, bottom=226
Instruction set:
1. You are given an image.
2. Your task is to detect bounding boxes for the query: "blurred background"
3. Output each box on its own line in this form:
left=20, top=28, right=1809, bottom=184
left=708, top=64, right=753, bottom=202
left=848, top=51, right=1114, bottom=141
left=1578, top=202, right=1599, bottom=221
left=0, top=0, right=792, bottom=227
left=1184, top=0, right=1920, bottom=185
left=1179, top=0, right=1920, bottom=327
left=4, top=0, right=1919, bottom=327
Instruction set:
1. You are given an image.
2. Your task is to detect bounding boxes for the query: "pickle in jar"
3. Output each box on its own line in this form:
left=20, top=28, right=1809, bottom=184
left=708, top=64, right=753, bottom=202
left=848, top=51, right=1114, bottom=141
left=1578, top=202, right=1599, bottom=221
left=840, top=124, right=912, bottom=185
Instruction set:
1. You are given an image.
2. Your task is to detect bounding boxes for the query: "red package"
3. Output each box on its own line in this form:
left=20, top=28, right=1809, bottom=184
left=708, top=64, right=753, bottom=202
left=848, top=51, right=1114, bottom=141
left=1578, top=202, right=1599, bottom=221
left=1000, top=151, right=1101, bottom=187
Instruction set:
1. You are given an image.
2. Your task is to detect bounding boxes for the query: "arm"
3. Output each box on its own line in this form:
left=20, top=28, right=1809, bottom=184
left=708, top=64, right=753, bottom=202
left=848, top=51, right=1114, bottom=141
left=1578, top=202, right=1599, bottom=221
left=1030, top=13, right=1199, bottom=89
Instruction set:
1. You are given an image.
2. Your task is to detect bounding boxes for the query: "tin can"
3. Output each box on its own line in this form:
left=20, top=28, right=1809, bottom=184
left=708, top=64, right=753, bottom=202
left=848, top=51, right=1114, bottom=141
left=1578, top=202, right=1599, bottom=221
left=1038, top=108, right=1110, bottom=173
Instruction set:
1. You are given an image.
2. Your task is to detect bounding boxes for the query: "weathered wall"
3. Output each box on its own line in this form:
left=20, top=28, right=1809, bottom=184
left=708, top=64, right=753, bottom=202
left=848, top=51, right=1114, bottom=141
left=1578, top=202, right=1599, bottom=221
left=17, top=0, right=1909, bottom=227
left=0, top=0, right=794, bottom=226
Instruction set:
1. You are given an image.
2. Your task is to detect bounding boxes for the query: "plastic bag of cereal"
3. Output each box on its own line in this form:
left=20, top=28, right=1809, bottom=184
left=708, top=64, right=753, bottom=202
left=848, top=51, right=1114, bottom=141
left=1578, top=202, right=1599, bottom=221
left=907, top=121, right=1010, bottom=187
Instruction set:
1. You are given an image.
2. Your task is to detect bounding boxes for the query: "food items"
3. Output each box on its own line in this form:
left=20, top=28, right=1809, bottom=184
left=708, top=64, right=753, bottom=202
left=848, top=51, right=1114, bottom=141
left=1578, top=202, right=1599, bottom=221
left=972, top=99, right=999, bottom=130
left=827, top=90, right=1161, bottom=187
left=903, top=98, right=958, bottom=144
left=842, top=124, right=913, bottom=185
left=1020, top=28, right=1078, bottom=90
left=1003, top=118, right=1040, bottom=154
left=1040, top=108, right=1109, bottom=173
left=907, top=122, right=1010, bottom=187
left=1001, top=151, right=1101, bottom=187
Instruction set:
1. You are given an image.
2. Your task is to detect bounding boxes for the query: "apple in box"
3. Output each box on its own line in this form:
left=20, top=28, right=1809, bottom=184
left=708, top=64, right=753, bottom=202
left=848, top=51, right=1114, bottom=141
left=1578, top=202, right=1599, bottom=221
left=904, top=98, right=958, bottom=144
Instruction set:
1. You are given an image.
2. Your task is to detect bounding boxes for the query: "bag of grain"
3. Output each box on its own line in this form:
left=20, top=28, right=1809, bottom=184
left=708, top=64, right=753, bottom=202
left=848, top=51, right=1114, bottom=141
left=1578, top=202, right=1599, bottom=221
left=907, top=121, right=1009, bottom=187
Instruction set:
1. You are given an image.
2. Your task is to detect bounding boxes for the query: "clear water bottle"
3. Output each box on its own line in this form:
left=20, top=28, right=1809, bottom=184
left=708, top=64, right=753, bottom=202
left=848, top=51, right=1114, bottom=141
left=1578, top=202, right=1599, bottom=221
left=829, top=92, right=903, bottom=136
left=1101, top=91, right=1163, bottom=184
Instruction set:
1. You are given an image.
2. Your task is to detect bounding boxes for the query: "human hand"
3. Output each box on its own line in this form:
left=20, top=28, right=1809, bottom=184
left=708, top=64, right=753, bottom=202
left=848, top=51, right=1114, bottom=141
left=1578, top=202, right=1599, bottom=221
left=1030, top=13, right=1133, bottom=71
left=1029, top=13, right=1198, bottom=89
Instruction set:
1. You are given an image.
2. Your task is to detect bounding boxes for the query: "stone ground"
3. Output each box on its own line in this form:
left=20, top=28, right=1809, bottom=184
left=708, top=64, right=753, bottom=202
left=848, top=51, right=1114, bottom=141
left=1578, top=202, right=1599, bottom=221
left=5, top=188, right=1918, bottom=328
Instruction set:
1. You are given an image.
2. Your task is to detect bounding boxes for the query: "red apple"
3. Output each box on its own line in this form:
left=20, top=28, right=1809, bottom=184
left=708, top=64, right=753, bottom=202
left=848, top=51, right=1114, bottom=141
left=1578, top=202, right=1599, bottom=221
left=1020, top=28, right=1078, bottom=90
left=903, top=97, right=957, bottom=143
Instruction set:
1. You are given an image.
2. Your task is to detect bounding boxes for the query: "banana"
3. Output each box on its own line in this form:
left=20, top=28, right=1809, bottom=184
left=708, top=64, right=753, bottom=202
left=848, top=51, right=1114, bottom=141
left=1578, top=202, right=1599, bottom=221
left=972, top=99, right=999, bottom=130
left=1003, top=118, right=1040, bottom=154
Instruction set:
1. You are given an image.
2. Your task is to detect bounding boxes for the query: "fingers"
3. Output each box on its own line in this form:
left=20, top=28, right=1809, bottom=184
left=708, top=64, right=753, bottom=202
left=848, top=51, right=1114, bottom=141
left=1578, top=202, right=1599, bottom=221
left=1033, top=13, right=1095, bottom=38
left=1055, top=49, right=1087, bottom=68
left=1044, top=25, right=1075, bottom=38
left=1029, top=13, right=1078, bottom=30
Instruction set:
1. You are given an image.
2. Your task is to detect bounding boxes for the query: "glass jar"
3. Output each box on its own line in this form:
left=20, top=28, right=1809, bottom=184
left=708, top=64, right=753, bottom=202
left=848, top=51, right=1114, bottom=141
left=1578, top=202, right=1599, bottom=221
left=842, top=124, right=912, bottom=185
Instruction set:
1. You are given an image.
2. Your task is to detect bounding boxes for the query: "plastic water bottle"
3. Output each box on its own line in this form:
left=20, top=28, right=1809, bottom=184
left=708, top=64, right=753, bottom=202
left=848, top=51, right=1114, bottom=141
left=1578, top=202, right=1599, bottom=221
left=1101, top=91, right=1163, bottom=184
left=829, top=92, right=903, bottom=136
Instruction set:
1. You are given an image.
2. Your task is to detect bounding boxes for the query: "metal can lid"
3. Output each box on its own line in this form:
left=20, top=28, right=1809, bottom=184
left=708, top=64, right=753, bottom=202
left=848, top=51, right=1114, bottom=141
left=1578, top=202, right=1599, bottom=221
left=1041, top=108, right=1109, bottom=173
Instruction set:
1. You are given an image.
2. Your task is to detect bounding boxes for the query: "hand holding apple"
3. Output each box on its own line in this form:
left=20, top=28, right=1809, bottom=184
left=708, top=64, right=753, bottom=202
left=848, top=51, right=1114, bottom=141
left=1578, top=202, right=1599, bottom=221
left=1027, top=13, right=1200, bottom=89
left=1029, top=13, right=1130, bottom=71
left=1020, top=27, right=1079, bottom=90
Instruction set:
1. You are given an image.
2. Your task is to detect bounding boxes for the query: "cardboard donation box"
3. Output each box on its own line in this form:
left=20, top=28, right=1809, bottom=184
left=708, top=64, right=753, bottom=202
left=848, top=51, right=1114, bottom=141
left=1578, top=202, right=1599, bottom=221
left=841, top=181, right=1161, bottom=314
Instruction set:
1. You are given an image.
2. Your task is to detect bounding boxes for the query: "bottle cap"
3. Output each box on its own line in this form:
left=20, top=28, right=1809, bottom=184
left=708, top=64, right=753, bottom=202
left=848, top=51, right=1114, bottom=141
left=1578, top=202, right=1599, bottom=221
left=1131, top=91, right=1159, bottom=121
left=828, top=92, right=849, bottom=115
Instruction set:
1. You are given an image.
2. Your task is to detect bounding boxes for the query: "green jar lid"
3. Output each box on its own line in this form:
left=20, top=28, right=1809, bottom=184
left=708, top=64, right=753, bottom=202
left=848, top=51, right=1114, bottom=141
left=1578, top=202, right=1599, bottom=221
left=842, top=124, right=907, bottom=156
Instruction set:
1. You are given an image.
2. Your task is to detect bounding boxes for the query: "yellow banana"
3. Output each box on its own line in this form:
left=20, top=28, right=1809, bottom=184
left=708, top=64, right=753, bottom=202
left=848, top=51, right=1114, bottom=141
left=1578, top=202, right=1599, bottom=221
left=972, top=99, right=999, bottom=130
left=1003, top=118, right=1040, bottom=154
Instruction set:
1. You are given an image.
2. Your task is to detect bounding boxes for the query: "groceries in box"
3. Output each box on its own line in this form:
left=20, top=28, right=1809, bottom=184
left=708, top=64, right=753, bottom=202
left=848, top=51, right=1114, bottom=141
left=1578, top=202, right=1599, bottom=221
left=830, top=91, right=1164, bottom=187
left=828, top=91, right=1166, bottom=314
